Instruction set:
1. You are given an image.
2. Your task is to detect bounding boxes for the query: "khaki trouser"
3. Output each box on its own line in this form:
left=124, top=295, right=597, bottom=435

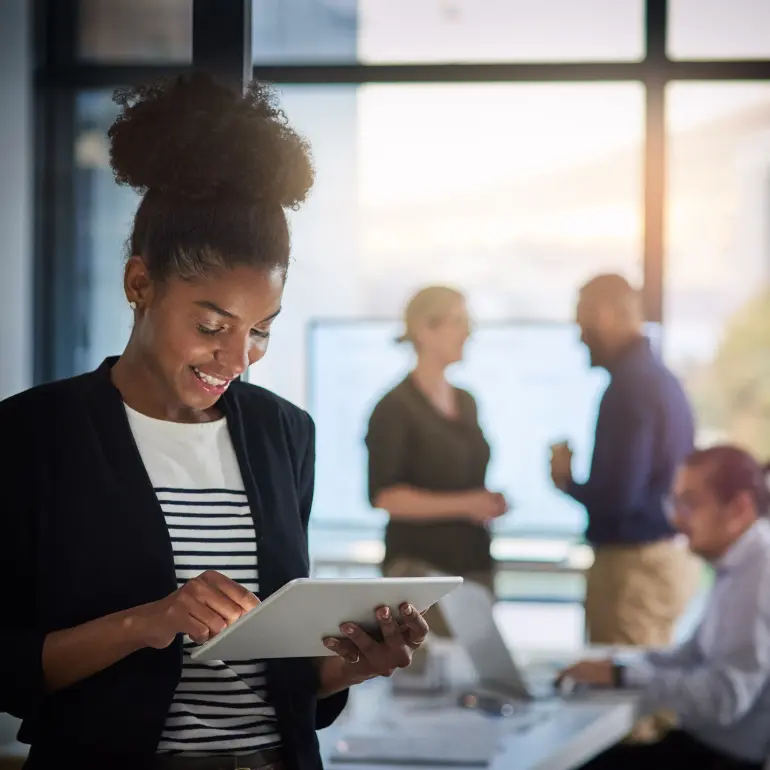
left=585, top=538, right=700, bottom=646
left=585, top=538, right=701, bottom=743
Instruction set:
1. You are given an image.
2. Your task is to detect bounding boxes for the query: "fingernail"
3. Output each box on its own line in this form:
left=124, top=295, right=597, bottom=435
left=377, top=606, right=391, bottom=621
left=403, top=605, right=414, bottom=616
left=324, top=638, right=338, bottom=649
left=342, top=624, right=355, bottom=635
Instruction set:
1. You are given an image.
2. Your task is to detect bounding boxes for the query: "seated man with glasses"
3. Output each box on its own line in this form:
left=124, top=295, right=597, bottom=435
left=558, top=445, right=770, bottom=770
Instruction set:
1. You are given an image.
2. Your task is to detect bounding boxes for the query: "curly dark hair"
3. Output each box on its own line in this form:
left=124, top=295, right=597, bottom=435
left=108, top=72, right=315, bottom=281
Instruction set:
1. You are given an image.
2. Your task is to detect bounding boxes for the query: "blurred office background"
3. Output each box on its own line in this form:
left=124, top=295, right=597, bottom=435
left=2, top=0, right=770, bottom=657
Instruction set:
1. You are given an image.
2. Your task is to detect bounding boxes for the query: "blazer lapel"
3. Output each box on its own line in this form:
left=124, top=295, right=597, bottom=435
left=84, top=358, right=178, bottom=597
left=222, top=383, right=301, bottom=596
left=220, top=386, right=265, bottom=542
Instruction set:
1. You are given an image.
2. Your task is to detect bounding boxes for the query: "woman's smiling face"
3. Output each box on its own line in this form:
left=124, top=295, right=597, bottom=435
left=123, top=257, right=284, bottom=419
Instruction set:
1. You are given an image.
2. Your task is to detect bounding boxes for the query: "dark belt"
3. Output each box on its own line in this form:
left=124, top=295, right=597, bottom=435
left=154, top=747, right=283, bottom=770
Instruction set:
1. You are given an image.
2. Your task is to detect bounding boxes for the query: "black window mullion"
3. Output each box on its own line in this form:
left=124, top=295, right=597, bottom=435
left=642, top=0, right=668, bottom=325
left=193, top=0, right=252, bottom=93
left=34, top=0, right=82, bottom=384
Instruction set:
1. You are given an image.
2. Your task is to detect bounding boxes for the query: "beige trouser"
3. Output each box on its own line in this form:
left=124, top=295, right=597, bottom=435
left=585, top=538, right=702, bottom=743
left=584, top=538, right=700, bottom=646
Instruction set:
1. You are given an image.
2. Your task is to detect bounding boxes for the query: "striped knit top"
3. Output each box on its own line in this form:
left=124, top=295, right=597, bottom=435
left=125, top=404, right=281, bottom=756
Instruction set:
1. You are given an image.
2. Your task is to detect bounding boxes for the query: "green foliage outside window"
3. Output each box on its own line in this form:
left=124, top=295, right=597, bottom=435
left=694, top=288, right=770, bottom=460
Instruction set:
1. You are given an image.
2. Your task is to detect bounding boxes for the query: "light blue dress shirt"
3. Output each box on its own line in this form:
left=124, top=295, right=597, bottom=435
left=620, top=518, right=770, bottom=763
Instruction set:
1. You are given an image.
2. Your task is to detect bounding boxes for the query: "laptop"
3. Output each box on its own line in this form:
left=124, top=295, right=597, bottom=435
left=438, top=579, right=562, bottom=701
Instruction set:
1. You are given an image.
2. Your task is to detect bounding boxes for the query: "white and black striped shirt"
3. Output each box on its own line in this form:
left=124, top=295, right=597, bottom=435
left=125, top=405, right=281, bottom=756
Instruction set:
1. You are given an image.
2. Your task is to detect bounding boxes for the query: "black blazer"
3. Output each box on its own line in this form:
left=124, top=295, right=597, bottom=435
left=0, top=357, right=348, bottom=769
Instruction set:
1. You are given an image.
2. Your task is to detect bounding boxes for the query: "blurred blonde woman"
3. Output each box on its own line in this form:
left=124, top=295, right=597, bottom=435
left=365, top=287, right=508, bottom=632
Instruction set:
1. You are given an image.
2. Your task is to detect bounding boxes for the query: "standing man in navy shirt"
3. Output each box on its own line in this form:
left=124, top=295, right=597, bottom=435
left=551, top=274, right=698, bottom=646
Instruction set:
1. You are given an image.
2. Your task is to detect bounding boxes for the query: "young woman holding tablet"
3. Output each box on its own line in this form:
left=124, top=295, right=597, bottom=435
left=0, top=74, right=428, bottom=770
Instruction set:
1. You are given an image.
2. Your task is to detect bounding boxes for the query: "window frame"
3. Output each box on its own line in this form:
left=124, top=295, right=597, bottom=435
left=31, top=0, right=770, bottom=594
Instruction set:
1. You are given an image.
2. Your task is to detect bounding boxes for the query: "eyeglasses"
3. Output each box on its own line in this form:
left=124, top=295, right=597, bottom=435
left=663, top=495, right=694, bottom=523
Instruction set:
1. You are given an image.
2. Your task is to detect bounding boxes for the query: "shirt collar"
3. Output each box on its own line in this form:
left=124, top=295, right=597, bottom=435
left=714, top=519, right=769, bottom=573
left=606, top=335, right=650, bottom=376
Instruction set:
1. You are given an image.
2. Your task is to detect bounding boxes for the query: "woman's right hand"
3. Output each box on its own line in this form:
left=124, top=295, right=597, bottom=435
left=131, top=570, right=259, bottom=650
left=463, top=489, right=509, bottom=524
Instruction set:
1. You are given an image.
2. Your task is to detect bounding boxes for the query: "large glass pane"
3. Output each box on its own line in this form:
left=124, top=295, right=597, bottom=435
left=665, top=82, right=770, bottom=460
left=252, top=0, right=357, bottom=64
left=252, top=0, right=644, bottom=64
left=668, top=0, right=770, bottom=61
left=74, top=92, right=139, bottom=373
left=78, top=0, right=192, bottom=62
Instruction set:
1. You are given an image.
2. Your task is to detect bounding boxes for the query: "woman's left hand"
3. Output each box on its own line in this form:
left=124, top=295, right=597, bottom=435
left=323, top=603, right=429, bottom=680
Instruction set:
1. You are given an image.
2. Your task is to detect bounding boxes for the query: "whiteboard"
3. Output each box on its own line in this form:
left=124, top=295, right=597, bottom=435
left=307, top=321, right=660, bottom=538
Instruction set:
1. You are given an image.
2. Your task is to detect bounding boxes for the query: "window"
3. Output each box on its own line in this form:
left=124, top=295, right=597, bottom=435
left=252, top=0, right=357, bottom=64
left=664, top=82, right=770, bottom=459
left=252, top=0, right=645, bottom=64
left=78, top=0, right=192, bottom=62
left=668, top=0, right=770, bottom=61
left=64, top=9, right=770, bottom=475
left=46, top=0, right=770, bottom=603
left=74, top=91, right=138, bottom=372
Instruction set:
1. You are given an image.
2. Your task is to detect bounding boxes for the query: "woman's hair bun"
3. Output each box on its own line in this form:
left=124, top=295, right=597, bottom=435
left=108, top=72, right=314, bottom=209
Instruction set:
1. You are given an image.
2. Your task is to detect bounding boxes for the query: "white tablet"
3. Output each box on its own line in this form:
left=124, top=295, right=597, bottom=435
left=189, top=576, right=463, bottom=662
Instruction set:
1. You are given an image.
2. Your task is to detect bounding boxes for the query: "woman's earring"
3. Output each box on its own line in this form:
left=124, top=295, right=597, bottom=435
left=128, top=300, right=137, bottom=310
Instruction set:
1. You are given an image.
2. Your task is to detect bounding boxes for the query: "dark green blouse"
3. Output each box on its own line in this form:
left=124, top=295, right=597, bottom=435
left=365, top=376, right=493, bottom=576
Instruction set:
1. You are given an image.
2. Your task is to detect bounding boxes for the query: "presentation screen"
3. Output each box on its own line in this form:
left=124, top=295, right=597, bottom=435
left=307, top=320, right=660, bottom=540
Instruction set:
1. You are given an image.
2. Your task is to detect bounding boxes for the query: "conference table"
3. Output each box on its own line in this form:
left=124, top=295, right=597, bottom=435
left=318, top=642, right=642, bottom=770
